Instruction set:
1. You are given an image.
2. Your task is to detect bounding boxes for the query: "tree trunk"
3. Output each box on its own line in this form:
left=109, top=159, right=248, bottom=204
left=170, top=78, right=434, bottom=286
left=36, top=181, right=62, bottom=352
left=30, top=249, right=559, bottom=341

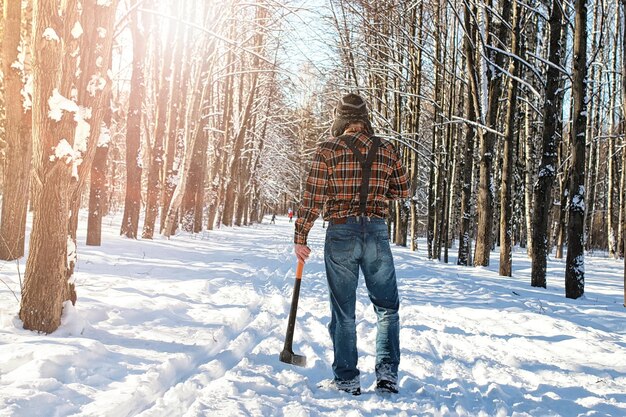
left=221, top=7, right=266, bottom=227
left=617, top=0, right=626, bottom=264
left=474, top=0, right=514, bottom=266
left=565, top=0, right=588, bottom=299
left=523, top=101, right=534, bottom=256
left=181, top=75, right=212, bottom=232
left=0, top=0, right=31, bottom=261
left=207, top=26, right=236, bottom=230
left=426, top=0, right=444, bottom=260
left=409, top=4, right=423, bottom=252
left=499, top=0, right=521, bottom=277
left=162, top=34, right=217, bottom=236
left=458, top=0, right=480, bottom=266
left=142, top=4, right=177, bottom=239
left=160, top=12, right=186, bottom=234
left=86, top=108, right=112, bottom=246
left=65, top=0, right=118, bottom=287
left=608, top=6, right=620, bottom=258
left=20, top=0, right=79, bottom=333
left=531, top=0, right=564, bottom=287
left=221, top=70, right=257, bottom=227
left=120, top=0, right=147, bottom=238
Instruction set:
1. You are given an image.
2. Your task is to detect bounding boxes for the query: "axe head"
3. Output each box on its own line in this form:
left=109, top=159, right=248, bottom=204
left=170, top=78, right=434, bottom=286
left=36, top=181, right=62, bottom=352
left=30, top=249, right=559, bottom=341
left=279, top=349, right=307, bottom=367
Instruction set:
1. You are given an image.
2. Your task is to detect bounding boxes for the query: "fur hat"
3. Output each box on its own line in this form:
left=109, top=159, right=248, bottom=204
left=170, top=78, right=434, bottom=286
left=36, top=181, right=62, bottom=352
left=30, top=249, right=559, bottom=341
left=331, top=93, right=374, bottom=137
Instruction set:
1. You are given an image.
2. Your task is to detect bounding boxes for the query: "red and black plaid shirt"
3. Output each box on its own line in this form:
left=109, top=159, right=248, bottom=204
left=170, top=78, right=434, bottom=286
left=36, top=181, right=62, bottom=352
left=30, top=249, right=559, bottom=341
left=294, top=132, right=410, bottom=245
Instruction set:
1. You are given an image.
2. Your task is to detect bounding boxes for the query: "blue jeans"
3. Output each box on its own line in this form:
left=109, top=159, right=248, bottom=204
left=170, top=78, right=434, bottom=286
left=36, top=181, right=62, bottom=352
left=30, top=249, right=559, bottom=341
left=324, top=216, right=400, bottom=386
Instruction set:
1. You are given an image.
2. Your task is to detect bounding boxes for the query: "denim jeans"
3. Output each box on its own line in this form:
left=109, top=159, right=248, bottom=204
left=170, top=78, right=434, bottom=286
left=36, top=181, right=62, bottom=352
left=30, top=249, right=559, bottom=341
left=324, top=216, right=400, bottom=386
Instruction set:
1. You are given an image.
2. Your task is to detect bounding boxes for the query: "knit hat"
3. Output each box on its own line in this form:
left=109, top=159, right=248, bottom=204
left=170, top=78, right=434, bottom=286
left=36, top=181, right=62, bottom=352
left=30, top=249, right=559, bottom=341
left=331, top=93, right=374, bottom=137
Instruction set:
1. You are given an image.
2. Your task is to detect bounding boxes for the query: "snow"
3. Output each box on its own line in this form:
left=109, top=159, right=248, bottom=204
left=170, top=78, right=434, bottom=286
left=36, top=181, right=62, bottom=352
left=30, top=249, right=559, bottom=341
left=572, top=186, right=586, bottom=211
left=97, top=122, right=112, bottom=147
left=49, top=139, right=82, bottom=179
left=67, top=236, right=77, bottom=271
left=71, top=21, right=84, bottom=39
left=538, top=164, right=555, bottom=178
left=42, top=28, right=60, bottom=42
left=48, top=88, right=79, bottom=122
left=11, top=44, right=26, bottom=72
left=49, top=138, right=77, bottom=163
left=74, top=106, right=92, bottom=153
left=86, top=74, right=107, bottom=97
left=20, top=74, right=33, bottom=112
left=1, top=214, right=626, bottom=416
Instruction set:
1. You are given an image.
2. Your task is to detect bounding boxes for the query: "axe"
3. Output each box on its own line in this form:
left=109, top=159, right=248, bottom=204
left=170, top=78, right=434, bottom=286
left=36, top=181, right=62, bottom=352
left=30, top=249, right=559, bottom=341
left=279, top=261, right=307, bottom=367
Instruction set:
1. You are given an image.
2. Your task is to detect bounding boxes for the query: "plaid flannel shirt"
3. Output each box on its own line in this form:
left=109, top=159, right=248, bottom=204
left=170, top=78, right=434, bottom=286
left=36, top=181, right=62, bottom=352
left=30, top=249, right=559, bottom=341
left=294, top=132, right=410, bottom=245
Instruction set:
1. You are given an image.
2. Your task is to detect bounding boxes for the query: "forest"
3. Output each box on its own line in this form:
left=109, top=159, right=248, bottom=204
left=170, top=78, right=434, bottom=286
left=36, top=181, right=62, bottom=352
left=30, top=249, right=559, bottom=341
left=0, top=0, right=624, bottom=334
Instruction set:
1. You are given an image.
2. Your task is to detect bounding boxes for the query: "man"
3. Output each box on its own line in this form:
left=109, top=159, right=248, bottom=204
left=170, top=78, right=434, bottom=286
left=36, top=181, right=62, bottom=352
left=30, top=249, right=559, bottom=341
left=294, top=93, right=410, bottom=395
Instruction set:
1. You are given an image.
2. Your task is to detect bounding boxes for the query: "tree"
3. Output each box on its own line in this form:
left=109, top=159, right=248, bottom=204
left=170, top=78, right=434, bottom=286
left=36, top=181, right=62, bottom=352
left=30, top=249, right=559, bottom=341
left=86, top=116, right=112, bottom=246
left=619, top=0, right=626, bottom=307
left=499, top=0, right=521, bottom=277
left=458, top=0, right=481, bottom=266
left=159, top=4, right=187, bottom=234
left=120, top=0, right=149, bottom=239
left=474, top=0, right=514, bottom=267
left=143, top=1, right=177, bottom=239
left=565, top=0, right=589, bottom=299
left=531, top=0, right=565, bottom=287
left=79, top=0, right=119, bottom=245
left=20, top=0, right=80, bottom=333
left=0, top=0, right=31, bottom=261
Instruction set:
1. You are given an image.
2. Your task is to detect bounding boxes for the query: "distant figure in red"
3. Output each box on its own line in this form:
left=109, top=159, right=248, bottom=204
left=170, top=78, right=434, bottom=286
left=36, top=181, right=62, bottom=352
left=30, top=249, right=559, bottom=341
left=288, top=208, right=294, bottom=222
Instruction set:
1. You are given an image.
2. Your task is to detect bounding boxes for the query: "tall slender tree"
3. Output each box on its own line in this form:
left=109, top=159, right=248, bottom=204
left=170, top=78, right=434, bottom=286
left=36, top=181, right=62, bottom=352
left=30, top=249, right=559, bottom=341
left=474, top=0, right=514, bottom=266
left=143, top=2, right=177, bottom=239
left=120, top=0, right=149, bottom=238
left=565, top=0, right=589, bottom=299
left=458, top=0, right=481, bottom=266
left=0, top=0, right=31, bottom=261
left=499, top=0, right=521, bottom=277
left=531, top=0, right=565, bottom=288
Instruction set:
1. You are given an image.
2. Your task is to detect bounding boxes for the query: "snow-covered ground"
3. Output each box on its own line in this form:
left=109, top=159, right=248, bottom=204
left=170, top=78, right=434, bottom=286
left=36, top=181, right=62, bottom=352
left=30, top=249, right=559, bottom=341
left=1, top=214, right=625, bottom=417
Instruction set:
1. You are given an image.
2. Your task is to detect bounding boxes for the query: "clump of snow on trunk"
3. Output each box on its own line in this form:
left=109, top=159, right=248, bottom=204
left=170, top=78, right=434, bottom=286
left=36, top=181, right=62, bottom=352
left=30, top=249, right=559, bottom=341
left=42, top=27, right=60, bottom=42
left=48, top=88, right=79, bottom=121
left=71, top=21, right=83, bottom=39
left=49, top=139, right=82, bottom=179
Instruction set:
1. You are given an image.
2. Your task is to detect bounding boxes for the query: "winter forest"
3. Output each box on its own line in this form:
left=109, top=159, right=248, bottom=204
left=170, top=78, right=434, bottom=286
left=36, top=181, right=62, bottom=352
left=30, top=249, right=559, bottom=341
left=0, top=0, right=625, bottom=337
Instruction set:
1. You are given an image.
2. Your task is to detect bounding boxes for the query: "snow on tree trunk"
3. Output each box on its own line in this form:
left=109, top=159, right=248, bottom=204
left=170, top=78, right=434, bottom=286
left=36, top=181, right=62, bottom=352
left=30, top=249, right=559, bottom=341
left=531, top=0, right=565, bottom=288
left=565, top=0, right=588, bottom=300
left=20, top=0, right=80, bottom=333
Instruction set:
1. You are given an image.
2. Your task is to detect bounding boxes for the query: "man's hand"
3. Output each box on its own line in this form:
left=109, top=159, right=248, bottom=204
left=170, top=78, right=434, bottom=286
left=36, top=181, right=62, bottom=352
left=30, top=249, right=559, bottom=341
left=295, top=244, right=311, bottom=264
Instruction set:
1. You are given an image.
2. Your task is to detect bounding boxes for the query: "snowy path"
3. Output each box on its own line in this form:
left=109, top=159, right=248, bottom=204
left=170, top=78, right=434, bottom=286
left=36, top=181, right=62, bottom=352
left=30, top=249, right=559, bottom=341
left=1, top=215, right=626, bottom=416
